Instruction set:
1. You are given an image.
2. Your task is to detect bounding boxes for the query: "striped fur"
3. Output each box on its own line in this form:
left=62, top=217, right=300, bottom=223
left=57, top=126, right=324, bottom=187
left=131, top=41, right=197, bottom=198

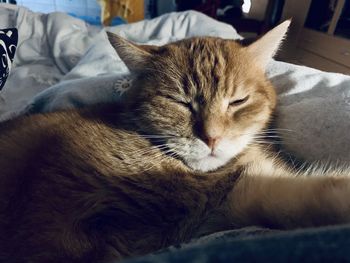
left=1, top=21, right=350, bottom=262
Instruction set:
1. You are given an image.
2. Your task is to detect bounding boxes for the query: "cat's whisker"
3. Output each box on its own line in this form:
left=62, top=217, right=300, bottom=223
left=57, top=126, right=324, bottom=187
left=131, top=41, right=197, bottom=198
left=241, top=130, right=299, bottom=141
left=253, top=140, right=303, bottom=146
left=263, top=128, right=297, bottom=132
left=164, top=150, right=180, bottom=159
left=260, top=131, right=300, bottom=139
left=129, top=145, right=174, bottom=161
left=129, top=145, right=168, bottom=156
left=138, top=135, right=176, bottom=138
left=131, top=149, right=166, bottom=157
left=136, top=150, right=178, bottom=172
left=143, top=149, right=179, bottom=164
left=260, top=129, right=299, bottom=136
left=127, top=135, right=176, bottom=140
left=128, top=142, right=178, bottom=157
left=253, top=135, right=282, bottom=139
left=254, top=140, right=284, bottom=144
left=120, top=139, right=164, bottom=145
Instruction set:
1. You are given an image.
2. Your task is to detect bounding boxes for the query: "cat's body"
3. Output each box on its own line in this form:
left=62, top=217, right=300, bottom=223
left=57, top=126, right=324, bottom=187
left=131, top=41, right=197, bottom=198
left=0, top=107, right=237, bottom=262
left=1, top=21, right=350, bottom=263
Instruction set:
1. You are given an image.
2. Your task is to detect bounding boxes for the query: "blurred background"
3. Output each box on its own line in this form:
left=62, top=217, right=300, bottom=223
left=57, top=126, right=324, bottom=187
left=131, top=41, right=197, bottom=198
left=0, top=0, right=349, bottom=74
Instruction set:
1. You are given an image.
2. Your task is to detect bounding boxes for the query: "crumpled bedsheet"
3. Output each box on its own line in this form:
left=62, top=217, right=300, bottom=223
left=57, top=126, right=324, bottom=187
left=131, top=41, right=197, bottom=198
left=123, top=224, right=350, bottom=263
left=1, top=3, right=350, bottom=165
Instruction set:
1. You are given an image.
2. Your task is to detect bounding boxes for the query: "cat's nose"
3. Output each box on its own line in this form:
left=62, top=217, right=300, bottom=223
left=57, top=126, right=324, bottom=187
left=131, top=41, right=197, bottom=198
left=206, top=137, right=221, bottom=153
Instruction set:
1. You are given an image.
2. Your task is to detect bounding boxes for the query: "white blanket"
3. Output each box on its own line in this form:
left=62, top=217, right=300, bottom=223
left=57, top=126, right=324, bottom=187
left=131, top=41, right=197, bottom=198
left=1, top=4, right=350, bottom=165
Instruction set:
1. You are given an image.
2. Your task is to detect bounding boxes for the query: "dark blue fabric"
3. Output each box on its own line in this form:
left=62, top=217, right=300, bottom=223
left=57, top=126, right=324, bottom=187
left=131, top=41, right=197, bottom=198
left=122, top=224, right=350, bottom=263
left=0, top=28, right=17, bottom=91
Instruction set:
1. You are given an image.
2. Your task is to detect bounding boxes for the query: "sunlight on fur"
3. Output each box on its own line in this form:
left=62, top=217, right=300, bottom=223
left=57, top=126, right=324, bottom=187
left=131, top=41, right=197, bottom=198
left=2, top=21, right=350, bottom=263
left=107, top=21, right=291, bottom=172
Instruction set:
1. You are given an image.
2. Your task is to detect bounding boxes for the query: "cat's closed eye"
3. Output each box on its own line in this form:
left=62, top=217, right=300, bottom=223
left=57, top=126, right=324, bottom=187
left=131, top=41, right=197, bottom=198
left=164, top=95, right=196, bottom=113
left=179, top=101, right=196, bottom=113
left=229, top=95, right=249, bottom=107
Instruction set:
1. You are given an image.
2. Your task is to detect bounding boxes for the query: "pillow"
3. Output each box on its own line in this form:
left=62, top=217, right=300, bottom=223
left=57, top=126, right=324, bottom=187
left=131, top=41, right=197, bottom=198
left=0, top=28, right=18, bottom=91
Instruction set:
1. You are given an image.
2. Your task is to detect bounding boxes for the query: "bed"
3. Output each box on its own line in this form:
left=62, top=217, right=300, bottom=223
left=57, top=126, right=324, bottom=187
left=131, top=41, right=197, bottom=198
left=1, top=3, right=350, bottom=262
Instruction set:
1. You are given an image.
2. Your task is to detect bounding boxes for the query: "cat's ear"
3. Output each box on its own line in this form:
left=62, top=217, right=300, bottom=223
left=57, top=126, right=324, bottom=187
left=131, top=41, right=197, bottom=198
left=246, top=20, right=291, bottom=69
left=106, top=32, right=158, bottom=72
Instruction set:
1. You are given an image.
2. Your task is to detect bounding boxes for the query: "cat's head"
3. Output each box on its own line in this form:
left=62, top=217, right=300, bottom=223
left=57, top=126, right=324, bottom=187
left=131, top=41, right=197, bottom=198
left=107, top=21, right=290, bottom=172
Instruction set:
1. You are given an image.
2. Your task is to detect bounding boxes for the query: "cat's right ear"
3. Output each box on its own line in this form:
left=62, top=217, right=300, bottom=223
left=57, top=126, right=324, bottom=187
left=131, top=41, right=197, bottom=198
left=246, top=20, right=291, bottom=69
left=106, top=32, right=158, bottom=72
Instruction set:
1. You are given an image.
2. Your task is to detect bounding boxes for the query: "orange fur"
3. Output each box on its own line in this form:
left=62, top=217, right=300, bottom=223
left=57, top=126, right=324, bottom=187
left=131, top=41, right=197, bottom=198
left=1, top=21, right=350, bottom=262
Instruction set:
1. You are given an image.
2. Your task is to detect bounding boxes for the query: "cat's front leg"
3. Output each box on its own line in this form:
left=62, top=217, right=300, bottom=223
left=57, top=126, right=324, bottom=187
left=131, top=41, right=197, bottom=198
left=225, top=174, right=350, bottom=229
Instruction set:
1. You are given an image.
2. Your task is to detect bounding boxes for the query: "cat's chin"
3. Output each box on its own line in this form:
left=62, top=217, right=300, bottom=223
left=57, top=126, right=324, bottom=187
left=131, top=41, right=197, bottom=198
left=185, top=155, right=232, bottom=172
left=170, top=135, right=253, bottom=172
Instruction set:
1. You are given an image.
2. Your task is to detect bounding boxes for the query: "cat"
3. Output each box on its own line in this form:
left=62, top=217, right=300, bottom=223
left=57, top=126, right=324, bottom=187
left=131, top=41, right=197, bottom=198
left=1, top=20, right=350, bottom=263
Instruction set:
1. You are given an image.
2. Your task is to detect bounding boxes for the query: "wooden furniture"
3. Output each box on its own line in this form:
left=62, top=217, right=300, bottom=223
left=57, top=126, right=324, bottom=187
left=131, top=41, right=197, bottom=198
left=97, top=0, right=144, bottom=25
left=279, top=0, right=350, bottom=75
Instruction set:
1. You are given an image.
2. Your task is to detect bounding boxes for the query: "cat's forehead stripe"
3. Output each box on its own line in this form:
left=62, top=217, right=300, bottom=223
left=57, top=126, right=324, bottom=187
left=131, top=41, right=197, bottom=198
left=163, top=37, right=246, bottom=101
left=187, top=39, right=229, bottom=99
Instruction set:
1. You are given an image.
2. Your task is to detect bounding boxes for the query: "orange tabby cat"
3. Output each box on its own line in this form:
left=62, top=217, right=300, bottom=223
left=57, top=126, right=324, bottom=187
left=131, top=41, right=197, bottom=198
left=1, top=21, right=350, bottom=263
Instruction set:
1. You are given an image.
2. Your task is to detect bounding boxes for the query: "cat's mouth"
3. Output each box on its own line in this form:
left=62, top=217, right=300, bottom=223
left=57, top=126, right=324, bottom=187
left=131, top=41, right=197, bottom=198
left=164, top=143, right=227, bottom=172
left=184, top=154, right=231, bottom=172
left=181, top=145, right=231, bottom=172
left=167, top=136, right=253, bottom=172
left=162, top=135, right=252, bottom=172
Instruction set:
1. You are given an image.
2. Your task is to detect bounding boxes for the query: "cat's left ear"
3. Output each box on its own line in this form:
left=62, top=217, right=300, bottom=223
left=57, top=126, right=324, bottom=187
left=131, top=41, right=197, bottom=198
left=106, top=32, right=158, bottom=72
left=246, top=20, right=291, bottom=69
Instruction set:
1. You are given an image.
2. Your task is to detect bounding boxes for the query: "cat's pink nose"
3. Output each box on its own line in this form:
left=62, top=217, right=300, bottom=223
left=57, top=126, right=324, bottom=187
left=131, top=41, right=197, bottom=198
left=206, top=137, right=221, bottom=153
